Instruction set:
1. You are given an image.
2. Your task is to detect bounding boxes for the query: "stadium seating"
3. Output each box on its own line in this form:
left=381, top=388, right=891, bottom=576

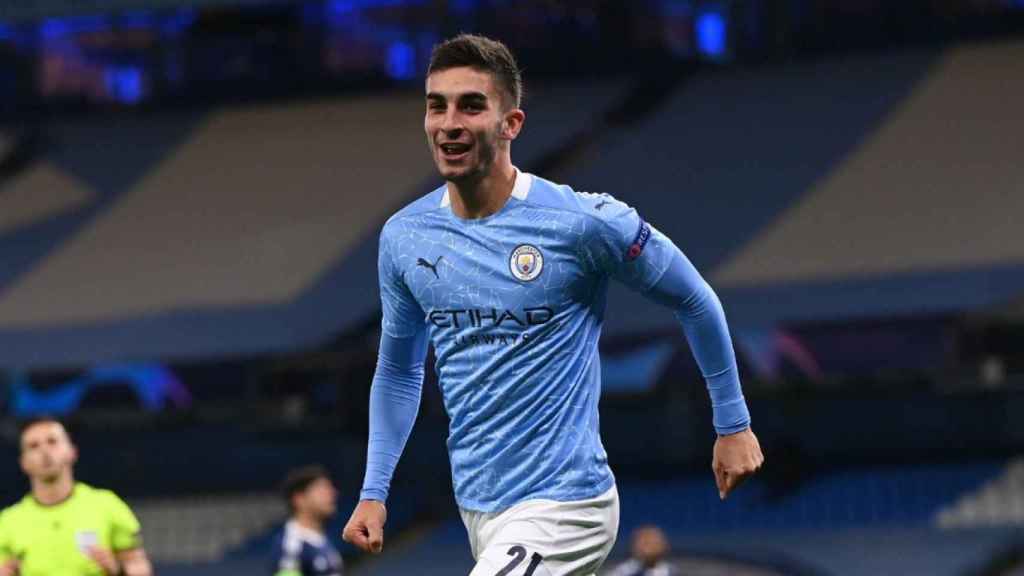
left=3, top=42, right=1024, bottom=365
left=0, top=80, right=627, bottom=368
left=130, top=493, right=284, bottom=563
left=937, top=457, right=1024, bottom=529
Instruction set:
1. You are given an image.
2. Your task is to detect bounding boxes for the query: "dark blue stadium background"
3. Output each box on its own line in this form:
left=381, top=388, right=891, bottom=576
left=1, top=1, right=1024, bottom=574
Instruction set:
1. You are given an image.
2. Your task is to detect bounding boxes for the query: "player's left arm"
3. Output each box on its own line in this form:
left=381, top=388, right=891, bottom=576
left=85, top=545, right=152, bottom=576
left=114, top=548, right=152, bottom=576
left=591, top=196, right=764, bottom=499
left=103, top=491, right=153, bottom=576
left=643, top=245, right=764, bottom=499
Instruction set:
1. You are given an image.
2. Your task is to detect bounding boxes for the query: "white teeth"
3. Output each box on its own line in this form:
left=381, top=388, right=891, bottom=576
left=441, top=144, right=468, bottom=154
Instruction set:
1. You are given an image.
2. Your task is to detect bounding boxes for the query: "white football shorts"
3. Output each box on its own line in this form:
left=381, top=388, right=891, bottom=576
left=460, top=485, right=619, bottom=576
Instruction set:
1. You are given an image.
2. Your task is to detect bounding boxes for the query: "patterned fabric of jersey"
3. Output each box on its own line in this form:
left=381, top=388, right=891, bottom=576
left=378, top=170, right=674, bottom=512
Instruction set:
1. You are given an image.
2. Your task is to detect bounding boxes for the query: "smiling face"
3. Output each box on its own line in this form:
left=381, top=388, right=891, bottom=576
left=424, top=66, right=524, bottom=184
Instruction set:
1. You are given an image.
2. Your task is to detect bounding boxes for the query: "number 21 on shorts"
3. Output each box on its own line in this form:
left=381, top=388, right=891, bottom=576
left=495, top=545, right=543, bottom=576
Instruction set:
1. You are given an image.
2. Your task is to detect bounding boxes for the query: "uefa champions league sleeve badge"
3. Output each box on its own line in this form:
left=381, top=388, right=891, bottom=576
left=510, top=244, right=544, bottom=282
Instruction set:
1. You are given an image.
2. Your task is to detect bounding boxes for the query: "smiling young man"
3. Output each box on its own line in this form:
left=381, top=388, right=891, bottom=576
left=343, top=34, right=764, bottom=575
left=0, top=418, right=152, bottom=576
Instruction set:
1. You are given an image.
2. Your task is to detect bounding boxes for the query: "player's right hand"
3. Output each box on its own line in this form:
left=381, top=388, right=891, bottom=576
left=342, top=500, right=387, bottom=554
left=0, top=559, right=19, bottom=576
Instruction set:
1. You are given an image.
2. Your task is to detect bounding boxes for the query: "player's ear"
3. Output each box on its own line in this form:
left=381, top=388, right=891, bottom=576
left=501, top=108, right=525, bottom=141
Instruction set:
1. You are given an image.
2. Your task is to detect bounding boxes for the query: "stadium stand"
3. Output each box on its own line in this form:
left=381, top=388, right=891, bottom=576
left=938, top=458, right=1024, bottom=529
left=130, top=493, right=284, bottom=563
left=0, top=80, right=627, bottom=368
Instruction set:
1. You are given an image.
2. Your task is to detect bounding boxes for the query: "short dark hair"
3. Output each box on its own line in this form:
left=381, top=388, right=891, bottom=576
left=281, top=465, right=330, bottom=512
left=428, top=34, right=523, bottom=109
left=18, top=416, right=71, bottom=446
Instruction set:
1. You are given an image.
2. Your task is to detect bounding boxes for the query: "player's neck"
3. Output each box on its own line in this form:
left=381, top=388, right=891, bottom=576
left=448, top=160, right=516, bottom=220
left=31, top=474, right=75, bottom=506
left=293, top=512, right=324, bottom=535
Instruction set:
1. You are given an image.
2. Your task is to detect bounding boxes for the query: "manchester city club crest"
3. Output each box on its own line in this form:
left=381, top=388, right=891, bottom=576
left=509, top=244, right=544, bottom=281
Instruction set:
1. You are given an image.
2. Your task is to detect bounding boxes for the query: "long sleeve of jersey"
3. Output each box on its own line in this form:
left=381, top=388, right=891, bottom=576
left=359, top=328, right=428, bottom=502
left=591, top=197, right=750, bottom=435
left=359, top=229, right=429, bottom=503
left=646, top=249, right=750, bottom=434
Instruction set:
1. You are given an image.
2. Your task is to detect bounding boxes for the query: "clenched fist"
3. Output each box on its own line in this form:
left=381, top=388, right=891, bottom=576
left=342, top=500, right=387, bottom=554
left=712, top=428, right=764, bottom=500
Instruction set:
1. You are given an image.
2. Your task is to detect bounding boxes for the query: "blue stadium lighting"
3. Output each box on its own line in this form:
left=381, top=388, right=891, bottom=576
left=106, top=67, right=145, bottom=104
left=386, top=41, right=416, bottom=80
left=326, top=0, right=358, bottom=28
left=39, top=18, right=71, bottom=39
left=328, top=0, right=356, bottom=14
left=696, top=5, right=728, bottom=60
left=330, top=0, right=428, bottom=13
left=39, top=15, right=113, bottom=39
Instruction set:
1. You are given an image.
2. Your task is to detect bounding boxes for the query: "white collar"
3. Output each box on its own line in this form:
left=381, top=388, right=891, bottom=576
left=440, top=167, right=532, bottom=208
left=285, top=519, right=326, bottom=546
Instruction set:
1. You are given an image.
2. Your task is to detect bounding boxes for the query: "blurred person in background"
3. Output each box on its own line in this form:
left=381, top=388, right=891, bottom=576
left=0, top=417, right=152, bottom=576
left=344, top=33, right=763, bottom=575
left=605, top=526, right=677, bottom=576
left=272, top=465, right=343, bottom=576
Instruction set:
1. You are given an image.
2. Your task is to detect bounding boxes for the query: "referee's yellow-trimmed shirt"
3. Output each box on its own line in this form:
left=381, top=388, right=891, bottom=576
left=0, top=482, right=141, bottom=576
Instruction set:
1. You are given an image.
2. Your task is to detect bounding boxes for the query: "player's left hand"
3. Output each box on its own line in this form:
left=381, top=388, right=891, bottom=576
left=85, top=546, right=120, bottom=575
left=712, top=427, right=764, bottom=500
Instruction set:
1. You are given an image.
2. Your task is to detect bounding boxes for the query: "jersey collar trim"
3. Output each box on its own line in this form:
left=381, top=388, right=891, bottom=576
left=285, top=519, right=327, bottom=546
left=440, top=167, right=532, bottom=208
left=30, top=481, right=78, bottom=508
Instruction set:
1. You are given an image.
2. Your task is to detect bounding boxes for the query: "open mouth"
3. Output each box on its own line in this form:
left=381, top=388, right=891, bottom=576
left=439, top=142, right=471, bottom=160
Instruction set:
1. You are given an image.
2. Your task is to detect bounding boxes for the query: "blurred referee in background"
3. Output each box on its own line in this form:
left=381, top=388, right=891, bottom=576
left=0, top=417, right=152, bottom=576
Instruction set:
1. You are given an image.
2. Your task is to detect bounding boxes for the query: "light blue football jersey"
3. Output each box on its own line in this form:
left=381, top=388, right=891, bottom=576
left=378, top=170, right=675, bottom=512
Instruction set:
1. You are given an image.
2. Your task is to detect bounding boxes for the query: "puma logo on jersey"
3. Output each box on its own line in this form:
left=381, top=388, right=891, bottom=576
left=416, top=256, right=444, bottom=278
left=595, top=200, right=610, bottom=211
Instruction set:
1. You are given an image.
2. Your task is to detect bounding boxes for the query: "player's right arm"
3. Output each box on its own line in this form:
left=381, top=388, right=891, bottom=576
left=0, top=510, right=19, bottom=576
left=343, top=227, right=429, bottom=554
